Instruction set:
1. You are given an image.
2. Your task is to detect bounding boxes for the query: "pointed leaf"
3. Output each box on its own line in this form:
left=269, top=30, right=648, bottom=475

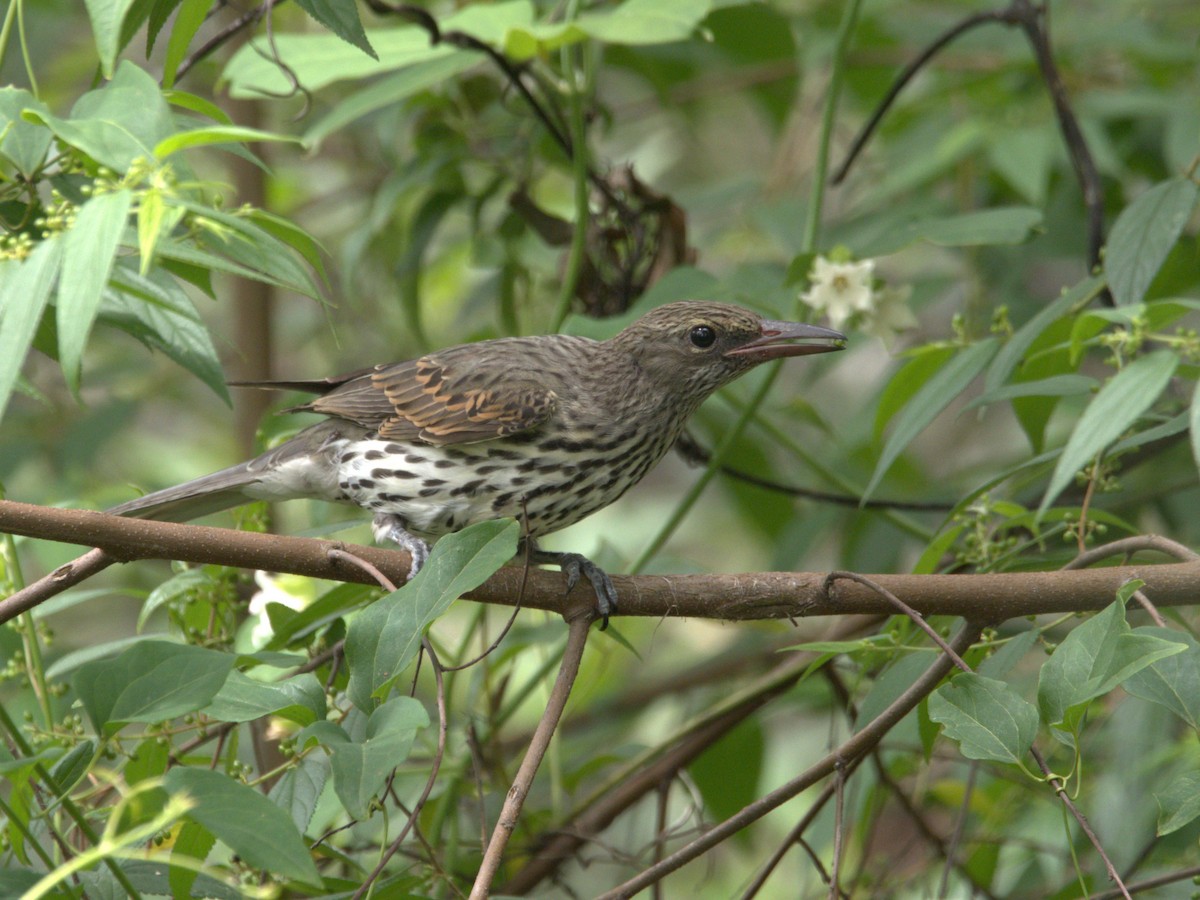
left=986, top=275, right=1106, bottom=393
left=153, top=124, right=302, bottom=160
left=1156, top=771, right=1200, bottom=835
left=1124, top=627, right=1200, bottom=730
left=1038, top=350, right=1178, bottom=517
left=163, top=768, right=321, bottom=886
left=0, top=236, right=62, bottom=425
left=322, top=696, right=429, bottom=818
left=202, top=671, right=326, bottom=725
left=103, top=262, right=229, bottom=402
left=0, top=87, right=53, bottom=175
left=24, top=62, right=173, bottom=171
left=965, top=374, right=1097, bottom=410
left=73, top=640, right=235, bottom=733
left=57, top=189, right=133, bottom=392
left=346, top=519, right=518, bottom=711
left=1038, top=600, right=1186, bottom=728
left=864, top=338, right=997, bottom=503
left=1106, top=177, right=1199, bottom=306
left=268, top=752, right=329, bottom=836
left=161, top=0, right=212, bottom=88
left=928, top=673, right=1039, bottom=765
left=294, top=0, right=377, bottom=59
left=84, top=0, right=139, bottom=76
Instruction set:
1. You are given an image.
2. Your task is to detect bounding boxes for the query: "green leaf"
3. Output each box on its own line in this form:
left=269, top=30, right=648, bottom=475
left=928, top=673, right=1039, bottom=765
left=988, top=125, right=1056, bottom=205
left=689, top=719, right=763, bottom=829
left=73, top=640, right=236, bottom=733
left=125, top=737, right=169, bottom=785
left=1124, top=627, right=1200, bottom=730
left=914, top=206, right=1044, bottom=247
left=965, top=374, right=1097, bottom=411
left=1038, top=350, right=1179, bottom=517
left=346, top=519, right=519, bottom=711
left=294, top=0, right=377, bottom=59
left=985, top=275, right=1106, bottom=393
left=1156, top=771, right=1200, bottom=835
left=153, top=124, right=303, bottom=160
left=84, top=0, right=140, bottom=76
left=202, top=671, right=326, bottom=726
left=304, top=53, right=480, bottom=147
left=0, top=236, right=62, bottom=425
left=873, top=345, right=955, bottom=440
left=863, top=207, right=1043, bottom=256
left=163, top=767, right=321, bottom=886
left=503, top=0, right=713, bottom=59
left=268, top=752, right=329, bottom=836
left=137, top=567, right=211, bottom=632
left=1037, top=601, right=1186, bottom=729
left=0, top=87, right=53, bottom=175
left=48, top=739, right=96, bottom=793
left=1106, top=177, right=1200, bottom=306
left=169, top=820, right=216, bottom=900
left=311, top=697, right=429, bottom=819
left=103, top=262, right=229, bottom=402
left=863, top=338, right=998, bottom=503
left=160, top=0, right=208, bottom=87
left=977, top=630, right=1039, bottom=680
left=24, top=62, right=174, bottom=171
left=57, top=189, right=133, bottom=393
left=182, top=201, right=322, bottom=299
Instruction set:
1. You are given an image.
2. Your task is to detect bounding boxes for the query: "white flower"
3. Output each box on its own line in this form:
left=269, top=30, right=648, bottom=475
left=800, top=256, right=875, bottom=329
left=861, top=284, right=918, bottom=348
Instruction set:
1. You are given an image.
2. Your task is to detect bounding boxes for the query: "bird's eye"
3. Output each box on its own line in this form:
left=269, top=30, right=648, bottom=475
left=689, top=325, right=716, bottom=349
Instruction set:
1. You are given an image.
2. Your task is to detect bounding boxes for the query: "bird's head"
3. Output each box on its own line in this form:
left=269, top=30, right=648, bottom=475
left=610, top=301, right=846, bottom=402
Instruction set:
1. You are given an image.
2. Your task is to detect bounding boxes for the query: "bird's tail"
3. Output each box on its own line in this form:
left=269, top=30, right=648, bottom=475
left=105, top=461, right=264, bottom=522
left=105, top=420, right=357, bottom=523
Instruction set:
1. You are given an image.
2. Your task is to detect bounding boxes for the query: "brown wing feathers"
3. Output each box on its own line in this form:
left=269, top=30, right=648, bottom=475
left=264, top=349, right=558, bottom=446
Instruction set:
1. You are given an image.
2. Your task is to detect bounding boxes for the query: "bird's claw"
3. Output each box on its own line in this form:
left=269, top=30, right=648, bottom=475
left=531, top=549, right=617, bottom=630
left=372, top=513, right=430, bottom=582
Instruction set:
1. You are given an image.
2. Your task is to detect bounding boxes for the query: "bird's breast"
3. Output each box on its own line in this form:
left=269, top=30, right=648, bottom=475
left=333, top=419, right=679, bottom=539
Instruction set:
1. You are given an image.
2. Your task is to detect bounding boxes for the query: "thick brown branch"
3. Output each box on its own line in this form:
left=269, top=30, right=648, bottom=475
left=2, top=501, right=1199, bottom=626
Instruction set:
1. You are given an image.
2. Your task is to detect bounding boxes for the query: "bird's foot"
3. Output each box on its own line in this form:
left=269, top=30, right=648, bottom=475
left=372, top=513, right=430, bottom=582
left=528, top=546, right=617, bottom=630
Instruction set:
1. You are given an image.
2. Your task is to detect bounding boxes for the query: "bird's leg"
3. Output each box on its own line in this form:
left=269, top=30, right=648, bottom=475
left=525, top=541, right=617, bottom=630
left=372, top=513, right=430, bottom=582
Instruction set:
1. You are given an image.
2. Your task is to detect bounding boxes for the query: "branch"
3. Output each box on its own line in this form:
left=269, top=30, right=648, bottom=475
left=3, top=502, right=1200, bottom=626
left=470, top=613, right=591, bottom=898
left=593, top=621, right=986, bottom=898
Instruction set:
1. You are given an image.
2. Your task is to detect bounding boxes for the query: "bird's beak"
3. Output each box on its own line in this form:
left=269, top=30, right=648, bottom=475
left=725, top=320, right=847, bottom=362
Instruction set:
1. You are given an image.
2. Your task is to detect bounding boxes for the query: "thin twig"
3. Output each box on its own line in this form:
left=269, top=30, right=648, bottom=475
left=673, top=433, right=952, bottom=512
left=1064, top=535, right=1200, bottom=568
left=938, top=761, right=980, bottom=898
left=594, top=622, right=985, bottom=900
left=832, top=0, right=1106, bottom=280
left=353, top=637, right=449, bottom=899
left=176, top=0, right=282, bottom=83
left=1028, top=746, right=1131, bottom=900
left=831, top=7, right=1016, bottom=185
left=1088, top=864, right=1200, bottom=900
left=824, top=571, right=973, bottom=672
left=469, top=613, right=592, bottom=898
left=828, top=760, right=847, bottom=900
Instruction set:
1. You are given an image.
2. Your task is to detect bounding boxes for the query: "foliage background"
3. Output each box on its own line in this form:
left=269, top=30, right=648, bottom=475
left=2, top=0, right=1200, bottom=897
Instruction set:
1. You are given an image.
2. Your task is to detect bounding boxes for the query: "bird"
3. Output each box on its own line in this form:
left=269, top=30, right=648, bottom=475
left=108, top=301, right=846, bottom=625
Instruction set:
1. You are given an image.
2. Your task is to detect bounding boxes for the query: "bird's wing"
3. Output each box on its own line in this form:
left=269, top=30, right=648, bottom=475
left=303, top=349, right=558, bottom=446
